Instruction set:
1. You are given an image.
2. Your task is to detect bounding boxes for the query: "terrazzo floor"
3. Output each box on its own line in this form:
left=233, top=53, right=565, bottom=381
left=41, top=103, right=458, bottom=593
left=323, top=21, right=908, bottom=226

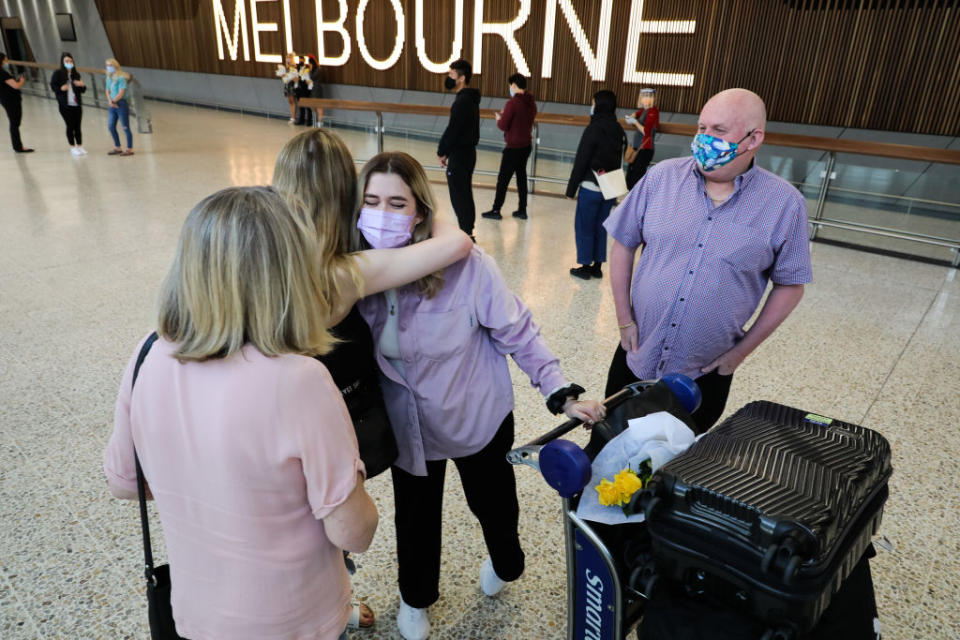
left=1, top=97, right=959, bottom=639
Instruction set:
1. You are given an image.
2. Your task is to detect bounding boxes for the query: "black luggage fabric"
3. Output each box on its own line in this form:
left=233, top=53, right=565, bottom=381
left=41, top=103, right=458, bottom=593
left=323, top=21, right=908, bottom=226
left=638, top=547, right=880, bottom=640
left=641, top=401, right=892, bottom=637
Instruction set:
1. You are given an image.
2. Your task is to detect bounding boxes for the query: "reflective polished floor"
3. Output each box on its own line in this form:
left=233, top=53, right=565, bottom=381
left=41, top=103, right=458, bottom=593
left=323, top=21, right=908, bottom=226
left=1, top=98, right=959, bottom=639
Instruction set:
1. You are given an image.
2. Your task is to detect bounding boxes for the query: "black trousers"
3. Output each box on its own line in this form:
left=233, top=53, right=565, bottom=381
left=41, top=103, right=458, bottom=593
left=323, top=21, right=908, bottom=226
left=58, top=104, right=83, bottom=146
left=391, top=413, right=524, bottom=608
left=626, top=148, right=654, bottom=190
left=491, top=145, right=532, bottom=213
left=2, top=99, right=23, bottom=151
left=445, top=148, right=477, bottom=235
left=605, top=344, right=733, bottom=433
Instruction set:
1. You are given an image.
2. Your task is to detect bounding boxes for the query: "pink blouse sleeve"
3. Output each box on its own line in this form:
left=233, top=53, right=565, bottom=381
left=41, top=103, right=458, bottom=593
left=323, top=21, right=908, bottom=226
left=102, top=333, right=152, bottom=498
left=282, top=358, right=365, bottom=520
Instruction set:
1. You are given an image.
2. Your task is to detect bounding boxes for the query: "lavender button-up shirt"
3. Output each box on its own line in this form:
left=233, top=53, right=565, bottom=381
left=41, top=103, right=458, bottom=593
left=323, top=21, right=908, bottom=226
left=359, top=247, right=568, bottom=476
left=603, top=156, right=813, bottom=381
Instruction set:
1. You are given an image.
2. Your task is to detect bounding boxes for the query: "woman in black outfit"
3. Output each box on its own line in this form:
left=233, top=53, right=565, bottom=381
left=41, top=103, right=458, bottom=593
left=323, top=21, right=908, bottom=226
left=50, top=52, right=87, bottom=156
left=0, top=52, right=32, bottom=153
left=566, top=90, right=627, bottom=280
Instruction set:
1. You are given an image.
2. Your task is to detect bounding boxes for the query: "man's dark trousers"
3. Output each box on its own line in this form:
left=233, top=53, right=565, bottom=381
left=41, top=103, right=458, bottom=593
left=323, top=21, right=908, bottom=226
left=491, top=145, right=532, bottom=213
left=2, top=99, right=23, bottom=151
left=446, top=148, right=476, bottom=235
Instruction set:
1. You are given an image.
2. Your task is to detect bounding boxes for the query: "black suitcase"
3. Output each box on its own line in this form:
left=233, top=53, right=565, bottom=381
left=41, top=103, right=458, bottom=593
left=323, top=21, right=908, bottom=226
left=636, top=401, right=892, bottom=639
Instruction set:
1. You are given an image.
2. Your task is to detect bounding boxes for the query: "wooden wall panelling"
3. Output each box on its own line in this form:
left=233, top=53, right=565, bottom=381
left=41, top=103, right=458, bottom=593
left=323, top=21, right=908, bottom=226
left=92, top=0, right=960, bottom=135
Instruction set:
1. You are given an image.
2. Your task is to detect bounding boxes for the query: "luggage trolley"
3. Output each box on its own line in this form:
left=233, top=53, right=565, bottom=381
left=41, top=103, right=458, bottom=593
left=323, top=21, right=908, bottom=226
left=507, top=375, right=702, bottom=640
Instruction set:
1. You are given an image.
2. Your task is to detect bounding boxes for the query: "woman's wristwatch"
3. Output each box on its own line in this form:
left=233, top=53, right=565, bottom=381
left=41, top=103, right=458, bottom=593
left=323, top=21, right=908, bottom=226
left=547, top=383, right=586, bottom=415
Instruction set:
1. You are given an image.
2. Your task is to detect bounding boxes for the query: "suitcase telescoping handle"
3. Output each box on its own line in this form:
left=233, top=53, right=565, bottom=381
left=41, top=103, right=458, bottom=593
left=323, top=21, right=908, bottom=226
left=507, top=374, right=701, bottom=498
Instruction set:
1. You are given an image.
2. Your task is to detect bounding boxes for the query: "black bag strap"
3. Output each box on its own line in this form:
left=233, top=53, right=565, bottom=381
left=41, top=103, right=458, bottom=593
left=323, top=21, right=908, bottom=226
left=132, top=331, right=160, bottom=584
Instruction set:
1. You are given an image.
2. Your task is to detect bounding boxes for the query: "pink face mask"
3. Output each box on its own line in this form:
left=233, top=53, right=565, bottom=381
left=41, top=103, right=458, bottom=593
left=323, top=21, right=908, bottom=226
left=357, top=207, right=415, bottom=249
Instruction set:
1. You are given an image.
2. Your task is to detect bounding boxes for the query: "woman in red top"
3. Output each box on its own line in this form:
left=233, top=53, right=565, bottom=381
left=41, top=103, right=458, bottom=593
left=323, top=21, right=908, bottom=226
left=624, top=88, right=659, bottom=190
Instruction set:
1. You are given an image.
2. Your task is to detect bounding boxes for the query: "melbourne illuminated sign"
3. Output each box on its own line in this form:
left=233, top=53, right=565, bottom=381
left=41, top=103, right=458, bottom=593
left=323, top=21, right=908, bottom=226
left=211, top=0, right=696, bottom=86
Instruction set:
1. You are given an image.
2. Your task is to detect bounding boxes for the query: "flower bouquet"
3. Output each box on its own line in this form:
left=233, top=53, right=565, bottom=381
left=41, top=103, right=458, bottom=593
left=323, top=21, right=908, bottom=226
left=595, top=460, right=653, bottom=517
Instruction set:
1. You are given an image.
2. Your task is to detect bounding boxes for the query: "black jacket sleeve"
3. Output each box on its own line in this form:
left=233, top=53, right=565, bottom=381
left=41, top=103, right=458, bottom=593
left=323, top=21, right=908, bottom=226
left=566, top=125, right=597, bottom=198
left=438, top=95, right=469, bottom=157
left=50, top=70, right=64, bottom=97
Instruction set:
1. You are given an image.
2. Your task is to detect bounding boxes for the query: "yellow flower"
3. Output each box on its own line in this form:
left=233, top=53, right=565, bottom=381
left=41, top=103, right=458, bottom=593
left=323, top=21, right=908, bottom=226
left=596, top=479, right=622, bottom=506
left=596, top=468, right=645, bottom=508
left=613, top=469, right=643, bottom=498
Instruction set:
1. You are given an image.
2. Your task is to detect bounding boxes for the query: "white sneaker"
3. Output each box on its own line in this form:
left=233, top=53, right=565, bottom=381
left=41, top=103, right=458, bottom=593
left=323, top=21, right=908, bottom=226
left=396, top=599, right=430, bottom=640
left=77, top=147, right=87, bottom=155
left=479, top=556, right=507, bottom=596
left=288, top=117, right=295, bottom=124
left=70, top=148, right=81, bottom=156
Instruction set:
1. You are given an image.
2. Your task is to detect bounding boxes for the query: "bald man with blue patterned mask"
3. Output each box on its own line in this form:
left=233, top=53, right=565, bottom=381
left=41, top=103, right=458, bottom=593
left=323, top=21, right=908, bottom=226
left=602, top=88, right=812, bottom=432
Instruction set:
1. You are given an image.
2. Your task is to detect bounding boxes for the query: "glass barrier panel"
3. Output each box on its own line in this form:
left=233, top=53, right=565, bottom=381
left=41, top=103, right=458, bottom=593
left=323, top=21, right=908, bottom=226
left=817, top=154, right=960, bottom=262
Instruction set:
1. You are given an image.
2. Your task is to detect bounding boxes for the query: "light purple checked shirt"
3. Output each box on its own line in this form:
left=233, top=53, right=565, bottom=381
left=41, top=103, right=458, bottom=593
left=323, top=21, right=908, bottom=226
left=604, top=156, right=813, bottom=381
left=359, top=247, right=568, bottom=476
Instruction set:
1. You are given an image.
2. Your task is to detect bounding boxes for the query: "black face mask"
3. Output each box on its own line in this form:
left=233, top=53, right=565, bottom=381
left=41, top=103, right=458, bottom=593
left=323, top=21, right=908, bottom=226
left=444, top=76, right=456, bottom=90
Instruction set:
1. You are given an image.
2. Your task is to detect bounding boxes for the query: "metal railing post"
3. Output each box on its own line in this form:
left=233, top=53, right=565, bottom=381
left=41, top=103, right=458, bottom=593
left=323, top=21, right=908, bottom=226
left=377, top=112, right=384, bottom=153
left=90, top=72, right=100, bottom=106
left=810, top=151, right=836, bottom=240
left=131, top=79, right=153, bottom=134
left=530, top=123, right=539, bottom=195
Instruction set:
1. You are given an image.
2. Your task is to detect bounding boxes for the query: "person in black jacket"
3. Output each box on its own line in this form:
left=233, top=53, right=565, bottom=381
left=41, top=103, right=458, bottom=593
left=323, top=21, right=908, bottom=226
left=0, top=52, right=32, bottom=153
left=566, top=90, right=627, bottom=280
left=437, top=59, right=480, bottom=239
left=50, top=52, right=87, bottom=156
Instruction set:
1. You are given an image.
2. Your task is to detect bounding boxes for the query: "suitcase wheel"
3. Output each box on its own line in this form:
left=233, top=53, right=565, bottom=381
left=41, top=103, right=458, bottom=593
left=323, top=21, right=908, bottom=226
left=761, top=544, right=778, bottom=574
left=782, top=554, right=802, bottom=586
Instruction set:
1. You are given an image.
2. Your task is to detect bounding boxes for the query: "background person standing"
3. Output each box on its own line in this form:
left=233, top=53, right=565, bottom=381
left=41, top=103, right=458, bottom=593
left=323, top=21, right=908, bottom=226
left=624, top=88, right=659, bottom=190
left=482, top=73, right=537, bottom=221
left=50, top=52, right=86, bottom=156
left=437, top=59, right=480, bottom=240
left=566, top=90, right=626, bottom=280
left=0, top=52, right=32, bottom=153
left=105, top=58, right=133, bottom=156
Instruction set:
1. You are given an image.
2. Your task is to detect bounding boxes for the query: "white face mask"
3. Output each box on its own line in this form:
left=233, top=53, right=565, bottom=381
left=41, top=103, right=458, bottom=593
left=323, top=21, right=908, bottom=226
left=64, top=62, right=74, bottom=70
left=509, top=87, right=516, bottom=97
left=106, top=65, right=116, bottom=74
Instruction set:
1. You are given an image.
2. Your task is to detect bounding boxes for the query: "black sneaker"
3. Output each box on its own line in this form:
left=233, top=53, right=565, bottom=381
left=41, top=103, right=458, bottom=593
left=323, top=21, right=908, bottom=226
left=481, top=210, right=502, bottom=220
left=570, top=265, right=593, bottom=280
left=590, top=262, right=603, bottom=278
left=512, top=210, right=528, bottom=220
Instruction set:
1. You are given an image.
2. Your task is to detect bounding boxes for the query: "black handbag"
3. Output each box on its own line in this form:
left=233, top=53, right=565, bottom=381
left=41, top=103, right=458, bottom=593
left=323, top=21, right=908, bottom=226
left=351, top=397, right=399, bottom=479
left=131, top=332, right=186, bottom=640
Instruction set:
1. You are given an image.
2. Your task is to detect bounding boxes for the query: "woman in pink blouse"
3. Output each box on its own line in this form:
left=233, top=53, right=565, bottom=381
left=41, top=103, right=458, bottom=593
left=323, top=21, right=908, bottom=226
left=348, top=153, right=605, bottom=640
left=103, top=186, right=377, bottom=640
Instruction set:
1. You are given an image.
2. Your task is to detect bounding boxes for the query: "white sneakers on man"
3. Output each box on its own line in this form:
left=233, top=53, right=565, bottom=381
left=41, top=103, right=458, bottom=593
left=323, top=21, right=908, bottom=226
left=77, top=147, right=87, bottom=155
left=70, top=147, right=87, bottom=156
left=479, top=556, right=507, bottom=596
left=396, top=599, right=430, bottom=640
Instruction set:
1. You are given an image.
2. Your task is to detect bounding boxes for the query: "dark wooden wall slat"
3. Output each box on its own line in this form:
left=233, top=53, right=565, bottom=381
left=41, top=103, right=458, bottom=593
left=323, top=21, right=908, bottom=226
left=92, top=0, right=960, bottom=136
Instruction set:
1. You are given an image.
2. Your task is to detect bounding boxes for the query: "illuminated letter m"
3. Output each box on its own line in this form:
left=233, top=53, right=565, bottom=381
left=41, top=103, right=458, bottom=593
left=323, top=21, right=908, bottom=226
left=213, top=0, right=250, bottom=61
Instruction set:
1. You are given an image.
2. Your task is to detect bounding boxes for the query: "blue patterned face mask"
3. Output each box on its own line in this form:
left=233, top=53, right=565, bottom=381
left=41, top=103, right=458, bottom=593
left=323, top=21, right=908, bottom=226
left=691, top=131, right=754, bottom=171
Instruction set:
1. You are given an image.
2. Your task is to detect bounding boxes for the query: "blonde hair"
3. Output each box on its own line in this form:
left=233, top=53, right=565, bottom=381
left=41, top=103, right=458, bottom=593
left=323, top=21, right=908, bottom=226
left=272, top=129, right=362, bottom=311
left=352, top=152, right=444, bottom=299
left=105, top=58, right=131, bottom=81
left=157, top=186, right=334, bottom=362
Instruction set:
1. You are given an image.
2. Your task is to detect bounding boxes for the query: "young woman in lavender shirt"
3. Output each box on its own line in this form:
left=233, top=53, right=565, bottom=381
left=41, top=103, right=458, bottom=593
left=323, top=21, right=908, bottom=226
left=348, top=152, right=606, bottom=640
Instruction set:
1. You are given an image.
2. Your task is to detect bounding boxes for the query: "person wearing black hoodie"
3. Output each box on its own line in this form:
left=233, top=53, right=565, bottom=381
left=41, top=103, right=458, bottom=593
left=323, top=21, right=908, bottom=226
left=566, top=90, right=627, bottom=280
left=482, top=73, right=537, bottom=221
left=0, top=52, right=32, bottom=152
left=437, top=59, right=480, bottom=238
left=50, top=52, right=87, bottom=156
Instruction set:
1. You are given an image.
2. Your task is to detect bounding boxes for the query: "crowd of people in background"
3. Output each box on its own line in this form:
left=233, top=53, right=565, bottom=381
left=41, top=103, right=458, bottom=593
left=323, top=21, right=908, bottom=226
left=278, top=52, right=323, bottom=126
left=1, top=51, right=134, bottom=155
